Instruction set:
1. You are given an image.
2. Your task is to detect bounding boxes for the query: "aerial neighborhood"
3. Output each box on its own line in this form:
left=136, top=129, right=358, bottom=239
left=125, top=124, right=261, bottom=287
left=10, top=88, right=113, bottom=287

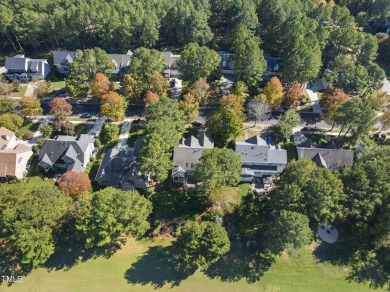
left=1, top=0, right=390, bottom=290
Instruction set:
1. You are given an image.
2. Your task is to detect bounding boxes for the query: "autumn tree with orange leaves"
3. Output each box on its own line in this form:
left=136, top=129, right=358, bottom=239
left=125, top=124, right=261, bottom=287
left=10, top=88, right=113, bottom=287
left=145, top=91, right=160, bottom=106
left=179, top=93, right=199, bottom=123
left=263, top=77, right=284, bottom=108
left=219, top=94, right=245, bottom=121
left=49, top=97, right=72, bottom=122
left=100, top=91, right=127, bottom=121
left=320, top=88, right=349, bottom=111
left=284, top=83, right=304, bottom=108
left=57, top=171, right=91, bottom=200
left=91, top=72, right=111, bottom=98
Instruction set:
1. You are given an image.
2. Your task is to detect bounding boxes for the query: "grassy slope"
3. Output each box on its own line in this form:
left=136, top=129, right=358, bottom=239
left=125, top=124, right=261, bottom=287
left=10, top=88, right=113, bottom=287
left=3, top=239, right=377, bottom=292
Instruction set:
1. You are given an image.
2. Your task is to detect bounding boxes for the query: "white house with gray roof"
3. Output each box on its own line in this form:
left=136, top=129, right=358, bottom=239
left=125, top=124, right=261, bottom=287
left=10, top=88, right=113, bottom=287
left=38, top=134, right=94, bottom=173
left=235, top=136, right=287, bottom=182
left=172, top=133, right=214, bottom=183
left=5, top=54, right=50, bottom=81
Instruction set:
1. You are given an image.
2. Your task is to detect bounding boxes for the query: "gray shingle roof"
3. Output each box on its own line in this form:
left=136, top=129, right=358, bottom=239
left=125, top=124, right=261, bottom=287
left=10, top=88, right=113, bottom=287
left=107, top=54, right=132, bottom=73
left=5, top=55, right=28, bottom=70
left=235, top=136, right=287, bottom=165
left=95, top=146, right=148, bottom=188
left=39, top=135, right=93, bottom=172
left=173, top=133, right=214, bottom=173
left=53, top=51, right=75, bottom=65
left=296, top=147, right=354, bottom=172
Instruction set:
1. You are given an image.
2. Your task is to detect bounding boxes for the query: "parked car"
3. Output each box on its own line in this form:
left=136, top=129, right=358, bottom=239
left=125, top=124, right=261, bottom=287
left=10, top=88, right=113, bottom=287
left=81, top=113, right=93, bottom=118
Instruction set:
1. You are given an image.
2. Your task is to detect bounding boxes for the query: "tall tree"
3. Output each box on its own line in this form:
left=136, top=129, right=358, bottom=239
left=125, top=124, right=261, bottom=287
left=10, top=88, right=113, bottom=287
left=122, top=74, right=142, bottom=102
left=194, top=148, right=242, bottom=193
left=128, top=48, right=165, bottom=89
left=144, top=91, right=160, bottom=106
left=188, top=78, right=211, bottom=104
left=57, top=171, right=92, bottom=200
left=177, top=43, right=221, bottom=83
left=263, top=77, right=284, bottom=108
left=148, top=73, right=169, bottom=98
left=19, top=96, right=42, bottom=118
left=91, top=72, right=111, bottom=98
left=0, top=184, right=71, bottom=266
left=174, top=221, right=230, bottom=268
left=264, top=210, right=312, bottom=255
left=233, top=36, right=266, bottom=88
left=100, top=91, right=127, bottom=122
left=66, top=48, right=114, bottom=97
left=49, top=97, right=72, bottom=122
left=0, top=113, right=23, bottom=132
left=319, top=88, right=349, bottom=112
left=138, top=132, right=173, bottom=182
left=179, top=93, right=200, bottom=124
left=284, top=83, right=304, bottom=108
left=0, top=97, right=14, bottom=115
left=75, top=188, right=152, bottom=248
left=247, top=98, right=271, bottom=126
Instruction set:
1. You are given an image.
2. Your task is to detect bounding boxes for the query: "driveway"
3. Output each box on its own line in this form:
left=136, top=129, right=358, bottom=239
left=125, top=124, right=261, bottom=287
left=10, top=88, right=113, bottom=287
left=220, top=75, right=234, bottom=95
left=382, top=79, right=390, bottom=96
left=117, top=121, right=132, bottom=148
left=305, top=80, right=327, bottom=114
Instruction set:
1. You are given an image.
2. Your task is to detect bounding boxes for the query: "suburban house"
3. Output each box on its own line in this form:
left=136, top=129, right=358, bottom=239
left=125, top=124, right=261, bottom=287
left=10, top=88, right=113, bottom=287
left=217, top=51, right=234, bottom=74
left=53, top=50, right=132, bottom=76
left=161, top=51, right=181, bottom=78
left=38, top=134, right=94, bottom=173
left=235, top=136, right=287, bottom=184
left=95, top=138, right=150, bottom=190
left=263, top=55, right=282, bottom=81
left=53, top=51, right=76, bottom=75
left=294, top=132, right=354, bottom=171
left=172, top=133, right=214, bottom=183
left=5, top=54, right=50, bottom=81
left=108, top=50, right=132, bottom=76
left=0, top=127, right=33, bottom=181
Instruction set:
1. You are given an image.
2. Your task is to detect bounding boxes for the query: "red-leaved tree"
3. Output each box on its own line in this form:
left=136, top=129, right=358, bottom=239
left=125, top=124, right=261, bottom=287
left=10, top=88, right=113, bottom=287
left=49, top=97, right=72, bottom=122
left=91, top=72, right=111, bottom=98
left=57, top=171, right=92, bottom=199
left=145, top=91, right=159, bottom=105
left=319, top=88, right=349, bottom=111
left=284, top=83, right=304, bottom=108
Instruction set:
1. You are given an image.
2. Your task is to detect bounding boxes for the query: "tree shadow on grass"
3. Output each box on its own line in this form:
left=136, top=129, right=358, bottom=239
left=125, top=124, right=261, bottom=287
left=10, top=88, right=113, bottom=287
left=124, top=246, right=196, bottom=289
left=313, top=239, right=354, bottom=266
left=0, top=238, right=33, bottom=287
left=204, top=241, right=275, bottom=284
left=43, top=238, right=125, bottom=272
left=150, top=186, right=206, bottom=221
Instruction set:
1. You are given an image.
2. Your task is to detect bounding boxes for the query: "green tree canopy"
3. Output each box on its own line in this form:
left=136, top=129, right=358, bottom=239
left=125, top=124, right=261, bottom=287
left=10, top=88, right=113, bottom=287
left=194, top=148, right=242, bottom=193
left=0, top=184, right=71, bottom=266
left=174, top=221, right=230, bottom=268
left=177, top=43, right=221, bottom=83
left=75, top=188, right=152, bottom=248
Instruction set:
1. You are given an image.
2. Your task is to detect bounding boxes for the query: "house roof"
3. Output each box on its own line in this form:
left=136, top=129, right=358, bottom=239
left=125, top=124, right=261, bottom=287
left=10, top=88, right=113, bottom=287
left=161, top=51, right=180, bottom=68
left=39, top=134, right=93, bottom=171
left=0, top=127, right=15, bottom=149
left=173, top=133, right=214, bottom=172
left=5, top=55, right=28, bottom=70
left=235, top=136, right=287, bottom=165
left=95, top=145, right=148, bottom=187
left=296, top=147, right=354, bottom=172
left=107, top=54, right=132, bottom=72
left=53, top=51, right=75, bottom=66
left=0, top=140, right=32, bottom=178
left=264, top=55, right=282, bottom=72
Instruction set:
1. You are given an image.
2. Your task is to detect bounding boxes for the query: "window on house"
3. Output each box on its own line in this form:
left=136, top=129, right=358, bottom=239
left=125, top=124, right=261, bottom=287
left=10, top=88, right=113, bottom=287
left=17, top=157, right=22, bottom=164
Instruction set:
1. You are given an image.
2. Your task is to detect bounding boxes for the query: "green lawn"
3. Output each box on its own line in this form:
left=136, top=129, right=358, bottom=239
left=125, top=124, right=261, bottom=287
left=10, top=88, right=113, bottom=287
left=16, top=122, right=40, bottom=138
left=12, top=85, right=28, bottom=97
left=128, top=124, right=146, bottom=147
left=73, top=123, right=92, bottom=136
left=2, top=238, right=379, bottom=292
left=48, top=79, right=66, bottom=93
left=282, top=142, right=298, bottom=162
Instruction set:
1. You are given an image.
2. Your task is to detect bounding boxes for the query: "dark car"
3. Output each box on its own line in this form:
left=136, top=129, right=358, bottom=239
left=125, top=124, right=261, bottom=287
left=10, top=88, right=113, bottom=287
left=81, top=113, right=93, bottom=118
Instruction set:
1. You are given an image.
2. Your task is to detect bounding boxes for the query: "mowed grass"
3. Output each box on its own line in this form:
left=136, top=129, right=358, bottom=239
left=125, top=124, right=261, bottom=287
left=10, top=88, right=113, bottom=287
left=48, top=79, right=66, bottom=93
left=12, top=85, right=28, bottom=97
left=2, top=238, right=379, bottom=292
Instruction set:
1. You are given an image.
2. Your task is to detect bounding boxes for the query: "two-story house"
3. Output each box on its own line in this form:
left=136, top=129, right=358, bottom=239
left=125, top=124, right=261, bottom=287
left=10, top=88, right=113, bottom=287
left=172, top=133, right=214, bottom=183
left=5, top=55, right=50, bottom=81
left=53, top=51, right=76, bottom=75
left=161, top=51, right=181, bottom=78
left=235, top=136, right=287, bottom=183
left=0, top=127, right=33, bottom=181
left=95, top=138, right=150, bottom=190
left=38, top=134, right=94, bottom=173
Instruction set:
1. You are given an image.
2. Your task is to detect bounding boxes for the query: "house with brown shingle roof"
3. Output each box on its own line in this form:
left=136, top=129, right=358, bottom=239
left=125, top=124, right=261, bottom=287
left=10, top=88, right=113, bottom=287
left=0, top=127, right=33, bottom=181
